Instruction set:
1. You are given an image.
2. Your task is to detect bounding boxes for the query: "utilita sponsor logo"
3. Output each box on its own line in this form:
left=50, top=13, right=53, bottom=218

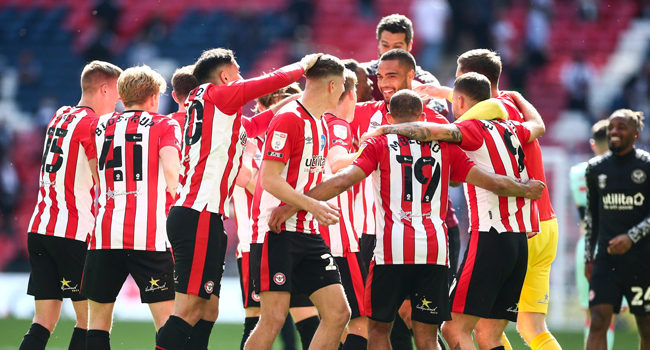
left=602, top=192, right=644, bottom=210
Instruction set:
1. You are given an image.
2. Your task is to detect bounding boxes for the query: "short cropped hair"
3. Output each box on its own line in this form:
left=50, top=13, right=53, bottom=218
left=255, top=83, right=302, bottom=112
left=591, top=119, right=609, bottom=143
left=376, top=14, right=413, bottom=45
left=454, top=72, right=491, bottom=103
left=193, top=48, right=235, bottom=84
left=379, top=49, right=416, bottom=73
left=118, top=65, right=167, bottom=107
left=457, top=49, right=502, bottom=87
left=305, top=54, right=345, bottom=80
left=340, top=69, right=358, bottom=102
left=342, top=58, right=360, bottom=73
left=80, top=60, right=122, bottom=93
left=609, top=109, right=645, bottom=132
left=389, top=90, right=422, bottom=122
left=171, top=65, right=199, bottom=102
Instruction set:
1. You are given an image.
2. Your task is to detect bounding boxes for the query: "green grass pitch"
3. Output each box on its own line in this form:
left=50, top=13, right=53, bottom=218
left=0, top=318, right=641, bottom=349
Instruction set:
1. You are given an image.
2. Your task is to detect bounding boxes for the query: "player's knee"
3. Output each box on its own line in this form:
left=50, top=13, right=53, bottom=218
left=635, top=316, right=650, bottom=338
left=325, top=303, right=350, bottom=328
left=368, top=320, right=391, bottom=336
left=589, top=311, right=611, bottom=332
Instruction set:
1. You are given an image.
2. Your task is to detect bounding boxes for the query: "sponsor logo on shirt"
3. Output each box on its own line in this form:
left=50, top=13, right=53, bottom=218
left=267, top=151, right=284, bottom=158
left=332, top=139, right=348, bottom=146
left=598, top=174, right=607, bottom=189
left=305, top=136, right=313, bottom=145
left=398, top=210, right=433, bottom=221
left=107, top=188, right=142, bottom=199
left=305, top=155, right=326, bottom=173
left=602, top=192, right=644, bottom=210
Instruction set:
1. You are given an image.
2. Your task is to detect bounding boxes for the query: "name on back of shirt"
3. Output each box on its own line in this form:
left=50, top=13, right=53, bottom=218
left=388, top=137, right=440, bottom=153
left=95, top=114, right=156, bottom=136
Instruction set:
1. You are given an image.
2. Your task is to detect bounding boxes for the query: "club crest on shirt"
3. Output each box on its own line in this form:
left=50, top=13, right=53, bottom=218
left=598, top=174, right=607, bottom=189
left=632, top=169, right=646, bottom=184
left=333, top=125, right=347, bottom=139
left=271, top=131, right=287, bottom=151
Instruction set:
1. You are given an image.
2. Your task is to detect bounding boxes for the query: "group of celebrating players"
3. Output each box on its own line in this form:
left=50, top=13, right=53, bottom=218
left=17, top=12, right=650, bottom=350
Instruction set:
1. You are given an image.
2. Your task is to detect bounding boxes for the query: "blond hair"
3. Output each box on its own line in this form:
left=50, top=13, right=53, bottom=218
left=340, top=69, right=358, bottom=102
left=80, top=60, right=122, bottom=93
left=118, top=65, right=167, bottom=107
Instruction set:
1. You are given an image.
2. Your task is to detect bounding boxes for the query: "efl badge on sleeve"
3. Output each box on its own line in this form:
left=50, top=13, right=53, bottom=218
left=271, top=131, right=288, bottom=151
left=333, top=125, right=347, bottom=139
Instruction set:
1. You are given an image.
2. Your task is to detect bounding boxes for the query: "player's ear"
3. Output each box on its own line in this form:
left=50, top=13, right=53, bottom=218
left=386, top=112, right=395, bottom=124
left=589, top=139, right=597, bottom=153
left=172, top=91, right=179, bottom=104
left=101, top=84, right=108, bottom=95
left=407, top=69, right=415, bottom=83
left=329, top=80, right=336, bottom=93
left=419, top=112, right=425, bottom=122
left=407, top=40, right=413, bottom=52
left=220, top=70, right=229, bottom=84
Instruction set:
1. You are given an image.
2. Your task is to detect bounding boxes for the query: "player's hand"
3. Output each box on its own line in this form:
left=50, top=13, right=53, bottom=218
left=585, top=261, right=593, bottom=281
left=268, top=204, right=299, bottom=233
left=523, top=179, right=545, bottom=199
left=607, top=234, right=633, bottom=255
left=300, top=53, right=324, bottom=71
left=413, top=84, right=451, bottom=100
left=360, top=127, right=385, bottom=144
left=308, top=200, right=340, bottom=226
left=527, top=232, right=538, bottom=239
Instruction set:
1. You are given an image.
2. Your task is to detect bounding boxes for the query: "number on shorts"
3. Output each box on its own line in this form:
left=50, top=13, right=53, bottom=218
left=630, top=286, right=650, bottom=306
left=321, top=253, right=337, bottom=271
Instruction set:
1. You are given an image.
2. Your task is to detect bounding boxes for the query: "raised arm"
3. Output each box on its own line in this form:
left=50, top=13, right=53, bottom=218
left=464, top=166, right=545, bottom=199
left=360, top=122, right=462, bottom=144
left=506, top=91, right=545, bottom=142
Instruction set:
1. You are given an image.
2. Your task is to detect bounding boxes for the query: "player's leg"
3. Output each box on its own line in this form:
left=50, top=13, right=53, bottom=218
left=474, top=318, right=509, bottom=349
left=368, top=319, right=394, bottom=350
left=412, top=322, right=440, bottom=350
left=238, top=252, right=262, bottom=349
left=289, top=303, right=320, bottom=350
left=447, top=225, right=461, bottom=286
left=336, top=252, right=369, bottom=350
left=242, top=307, right=261, bottom=350
left=245, top=291, right=292, bottom=350
left=19, top=300, right=62, bottom=350
left=69, top=300, right=89, bottom=350
left=635, top=314, right=650, bottom=350
left=587, top=257, right=623, bottom=350
left=587, top=304, right=614, bottom=350
left=441, top=313, right=479, bottom=350
left=516, top=219, right=561, bottom=350
left=309, top=284, right=351, bottom=350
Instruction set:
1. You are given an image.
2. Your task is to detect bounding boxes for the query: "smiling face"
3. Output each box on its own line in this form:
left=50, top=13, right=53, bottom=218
left=378, top=31, right=412, bottom=56
left=608, top=116, right=638, bottom=154
left=377, top=59, right=413, bottom=104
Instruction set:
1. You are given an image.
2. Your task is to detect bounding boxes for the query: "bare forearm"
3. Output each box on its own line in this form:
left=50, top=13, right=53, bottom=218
left=490, top=176, right=533, bottom=198
left=330, top=153, right=357, bottom=173
left=262, top=174, right=315, bottom=211
left=379, top=123, right=461, bottom=142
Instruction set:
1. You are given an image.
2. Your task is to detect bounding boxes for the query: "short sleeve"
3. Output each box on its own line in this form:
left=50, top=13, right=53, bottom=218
left=511, top=120, right=532, bottom=144
left=263, top=112, right=302, bottom=164
left=352, top=137, right=383, bottom=176
left=448, top=144, right=475, bottom=182
left=85, top=117, right=99, bottom=160
left=327, top=118, right=353, bottom=151
left=455, top=120, right=484, bottom=151
left=160, top=119, right=182, bottom=153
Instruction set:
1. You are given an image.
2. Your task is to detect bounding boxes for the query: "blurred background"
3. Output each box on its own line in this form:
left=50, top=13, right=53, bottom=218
left=0, top=0, right=649, bottom=348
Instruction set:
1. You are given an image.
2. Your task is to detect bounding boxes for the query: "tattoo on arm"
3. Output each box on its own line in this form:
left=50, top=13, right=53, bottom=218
left=440, top=125, right=462, bottom=142
left=453, top=343, right=461, bottom=350
left=383, top=122, right=433, bottom=141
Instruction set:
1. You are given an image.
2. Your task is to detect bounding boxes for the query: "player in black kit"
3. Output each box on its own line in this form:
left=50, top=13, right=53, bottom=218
left=584, top=109, right=650, bottom=350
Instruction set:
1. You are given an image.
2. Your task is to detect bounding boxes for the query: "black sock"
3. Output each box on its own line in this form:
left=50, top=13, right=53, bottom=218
left=156, top=315, right=193, bottom=350
left=86, top=329, right=110, bottom=350
left=390, top=317, right=413, bottom=350
left=68, top=327, right=86, bottom=350
left=341, top=333, right=367, bottom=350
left=183, top=319, right=214, bottom=350
left=240, top=317, right=259, bottom=350
left=19, top=323, right=50, bottom=350
left=295, top=316, right=320, bottom=350
left=490, top=347, right=506, bottom=350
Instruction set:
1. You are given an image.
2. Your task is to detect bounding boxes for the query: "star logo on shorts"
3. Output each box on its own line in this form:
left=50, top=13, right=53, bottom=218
left=61, top=278, right=71, bottom=288
left=149, top=278, right=160, bottom=287
left=421, top=298, right=432, bottom=308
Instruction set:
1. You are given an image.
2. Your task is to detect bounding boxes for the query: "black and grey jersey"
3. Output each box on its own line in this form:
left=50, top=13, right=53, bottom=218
left=585, top=148, right=650, bottom=262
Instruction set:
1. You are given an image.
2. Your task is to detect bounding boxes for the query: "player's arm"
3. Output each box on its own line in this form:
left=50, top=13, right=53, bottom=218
left=267, top=165, right=367, bottom=233
left=360, top=122, right=461, bottom=144
left=505, top=91, right=545, bottom=142
left=584, top=164, right=600, bottom=279
left=328, top=143, right=357, bottom=174
left=88, top=158, right=99, bottom=185
left=412, top=83, right=452, bottom=102
left=160, top=146, right=180, bottom=198
left=464, top=166, right=545, bottom=199
left=235, top=139, right=257, bottom=188
left=260, top=159, right=340, bottom=227
left=242, top=93, right=302, bottom=138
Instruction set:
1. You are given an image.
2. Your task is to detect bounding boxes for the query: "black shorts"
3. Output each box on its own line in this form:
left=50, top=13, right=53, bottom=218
left=335, top=252, right=367, bottom=319
left=365, top=262, right=451, bottom=325
left=249, top=244, right=315, bottom=308
left=590, top=256, right=650, bottom=315
left=449, top=229, right=528, bottom=322
left=81, top=249, right=175, bottom=303
left=167, top=206, right=227, bottom=300
left=238, top=253, right=260, bottom=308
left=360, top=233, right=377, bottom=270
left=251, top=231, right=341, bottom=296
left=27, top=233, right=87, bottom=301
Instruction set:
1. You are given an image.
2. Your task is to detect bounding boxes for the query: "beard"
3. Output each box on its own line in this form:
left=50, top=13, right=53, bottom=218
left=609, top=140, right=632, bottom=153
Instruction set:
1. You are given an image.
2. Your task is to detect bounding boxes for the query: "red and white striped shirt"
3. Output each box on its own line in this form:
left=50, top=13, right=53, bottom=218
left=354, top=135, right=474, bottom=265
left=319, top=113, right=359, bottom=257
left=29, top=106, right=98, bottom=242
left=90, top=111, right=181, bottom=251
left=251, top=101, right=329, bottom=242
left=175, top=64, right=304, bottom=216
left=351, top=101, right=447, bottom=236
left=497, top=92, right=555, bottom=221
left=233, top=137, right=264, bottom=258
left=456, top=118, right=540, bottom=234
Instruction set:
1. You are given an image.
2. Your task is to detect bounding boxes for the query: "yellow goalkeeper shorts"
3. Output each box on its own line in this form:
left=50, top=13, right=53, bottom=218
left=519, top=218, right=558, bottom=314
